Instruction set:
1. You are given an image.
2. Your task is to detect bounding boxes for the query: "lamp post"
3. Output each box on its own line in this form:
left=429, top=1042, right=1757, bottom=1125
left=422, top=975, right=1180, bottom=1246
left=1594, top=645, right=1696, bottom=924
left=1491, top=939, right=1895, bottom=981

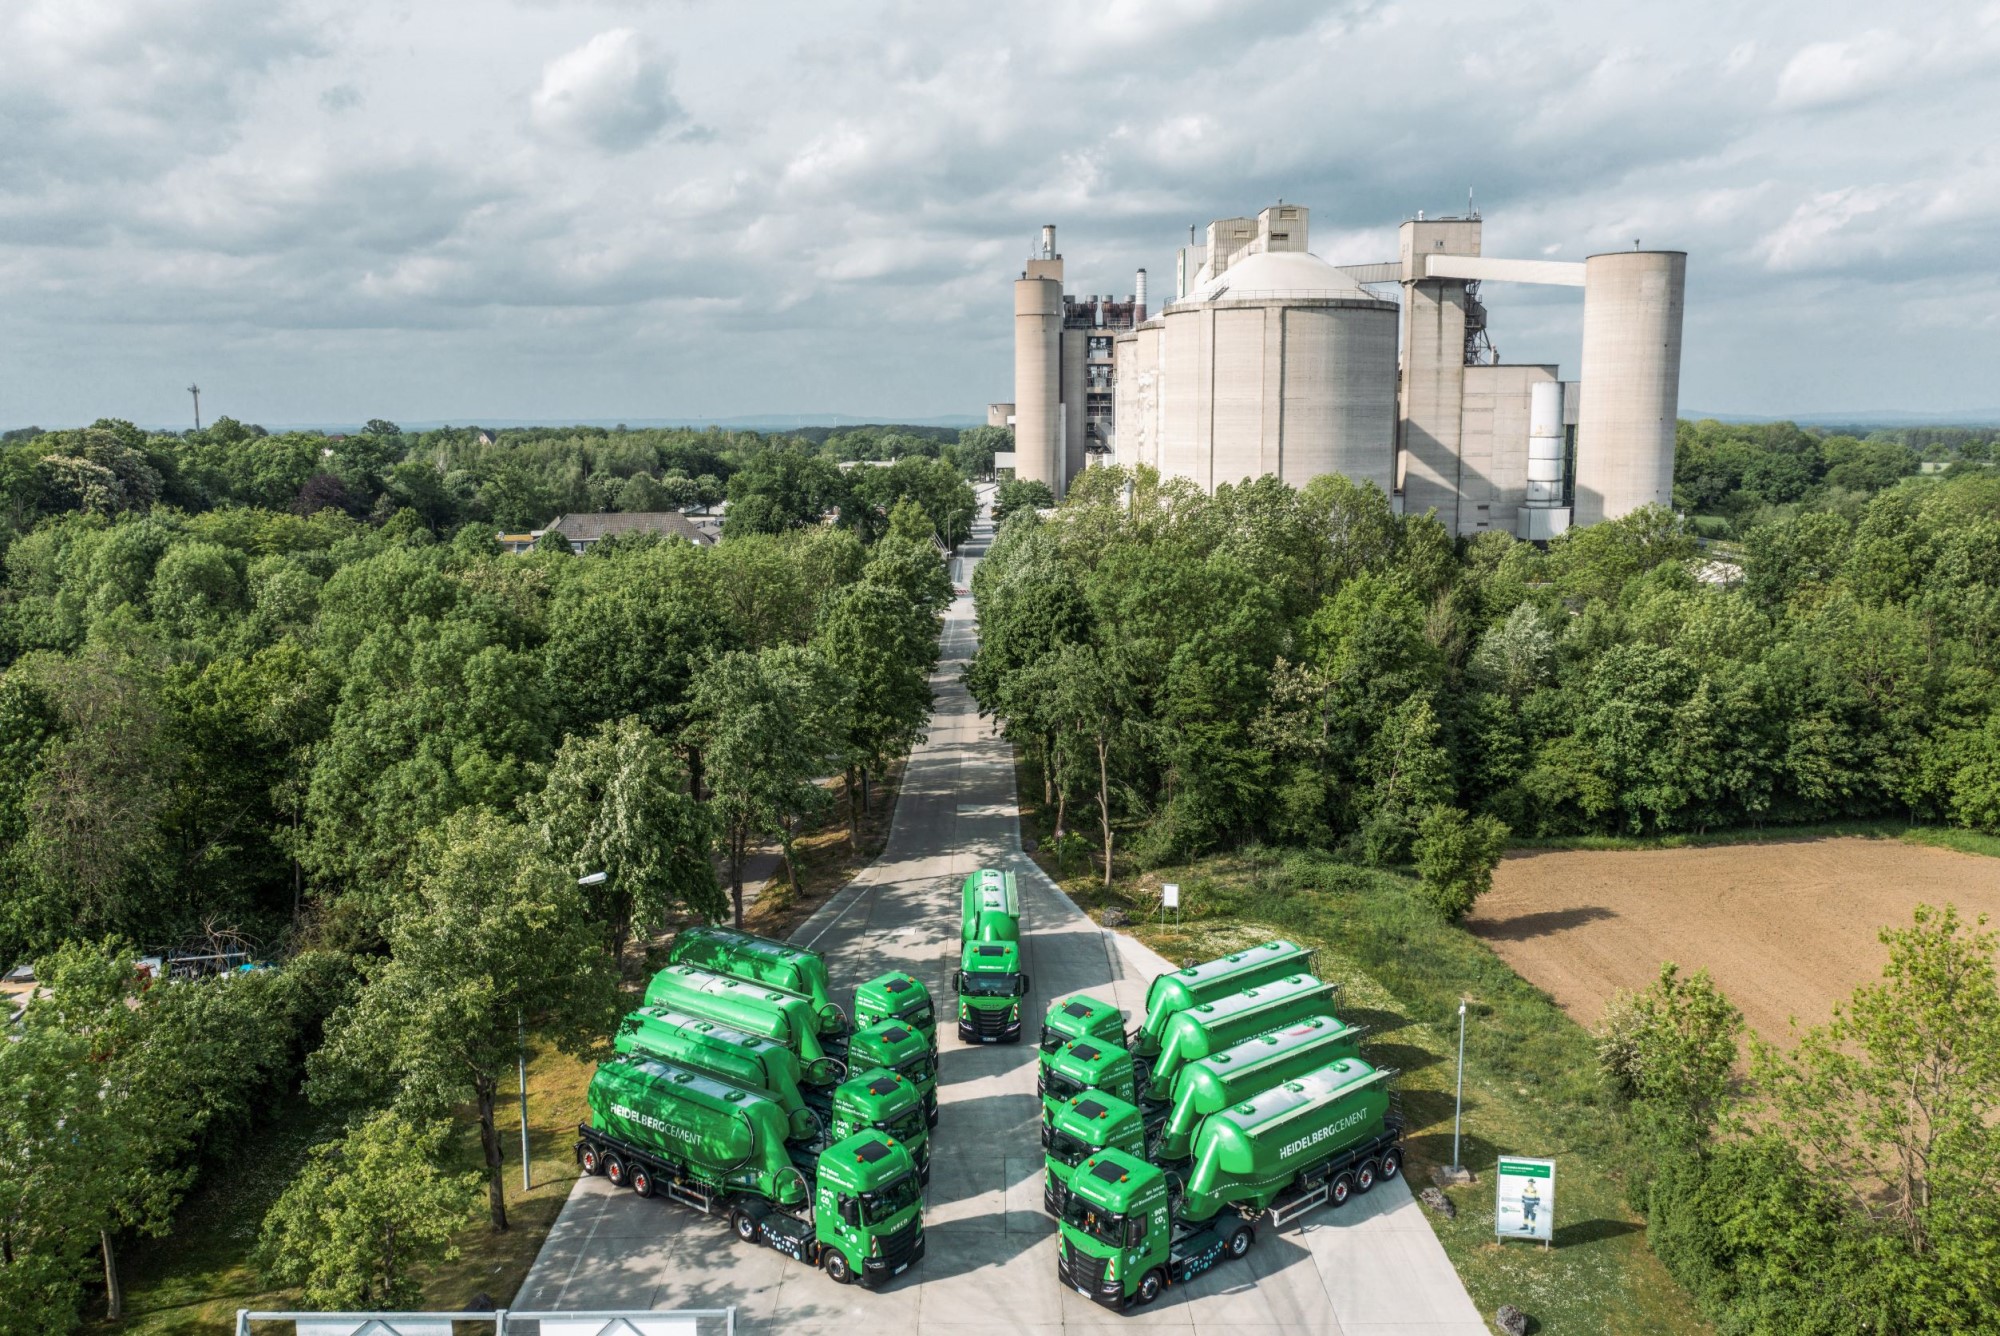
left=519, top=870, right=608, bottom=1193
left=1450, top=997, right=1468, bottom=1176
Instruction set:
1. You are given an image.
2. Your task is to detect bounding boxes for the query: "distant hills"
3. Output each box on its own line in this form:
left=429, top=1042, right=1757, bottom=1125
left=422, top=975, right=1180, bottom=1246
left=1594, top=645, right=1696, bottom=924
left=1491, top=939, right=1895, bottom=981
left=256, top=413, right=988, bottom=435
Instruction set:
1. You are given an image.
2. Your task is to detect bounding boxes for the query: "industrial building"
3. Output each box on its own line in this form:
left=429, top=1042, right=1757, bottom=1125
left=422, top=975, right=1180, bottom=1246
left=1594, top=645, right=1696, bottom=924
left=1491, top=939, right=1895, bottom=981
left=999, top=204, right=1686, bottom=537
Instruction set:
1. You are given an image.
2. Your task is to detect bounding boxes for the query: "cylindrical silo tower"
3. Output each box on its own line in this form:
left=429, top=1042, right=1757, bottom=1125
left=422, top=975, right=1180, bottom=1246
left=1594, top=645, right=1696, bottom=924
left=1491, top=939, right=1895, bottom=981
left=1573, top=250, right=1686, bottom=525
left=1013, top=274, right=1063, bottom=495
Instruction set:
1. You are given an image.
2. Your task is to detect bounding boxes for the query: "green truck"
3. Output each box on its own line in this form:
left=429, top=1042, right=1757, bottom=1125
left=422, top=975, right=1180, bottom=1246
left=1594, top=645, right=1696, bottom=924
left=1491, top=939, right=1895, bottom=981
left=644, top=964, right=846, bottom=1085
left=614, top=1005, right=821, bottom=1143
left=828, top=1068, right=930, bottom=1182
left=669, top=925, right=849, bottom=1037
left=1056, top=1057, right=1402, bottom=1308
left=1038, top=1037, right=1138, bottom=1118
left=579, top=1055, right=926, bottom=1286
left=1043, top=1090, right=1145, bottom=1216
left=848, top=1019, right=940, bottom=1127
left=1130, top=940, right=1315, bottom=1060
left=854, top=970, right=937, bottom=1055
left=1039, top=994, right=1126, bottom=1054
left=1141, top=973, right=1338, bottom=1102
left=956, top=869, right=1028, bottom=1043
left=1150, top=1016, right=1365, bottom=1162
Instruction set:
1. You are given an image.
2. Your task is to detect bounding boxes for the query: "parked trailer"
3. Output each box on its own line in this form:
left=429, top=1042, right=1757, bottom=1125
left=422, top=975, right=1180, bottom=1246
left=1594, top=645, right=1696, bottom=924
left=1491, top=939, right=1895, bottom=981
left=578, top=1056, right=925, bottom=1287
left=643, top=965, right=845, bottom=1084
left=848, top=1020, right=940, bottom=1127
left=1130, top=940, right=1315, bottom=1059
left=1150, top=1017, right=1364, bottom=1162
left=854, top=971, right=937, bottom=1056
left=959, top=868, right=1020, bottom=943
left=1141, top=973, right=1339, bottom=1102
left=1040, top=994, right=1126, bottom=1054
left=613, top=1005, right=820, bottom=1142
left=1043, top=1091, right=1145, bottom=1216
left=669, top=925, right=848, bottom=1037
left=1056, top=1058, right=1401, bottom=1309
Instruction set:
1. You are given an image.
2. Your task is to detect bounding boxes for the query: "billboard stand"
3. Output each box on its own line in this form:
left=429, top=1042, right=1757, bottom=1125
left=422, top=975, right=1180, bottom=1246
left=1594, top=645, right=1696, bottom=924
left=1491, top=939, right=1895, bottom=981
left=1494, top=1156, right=1555, bottom=1248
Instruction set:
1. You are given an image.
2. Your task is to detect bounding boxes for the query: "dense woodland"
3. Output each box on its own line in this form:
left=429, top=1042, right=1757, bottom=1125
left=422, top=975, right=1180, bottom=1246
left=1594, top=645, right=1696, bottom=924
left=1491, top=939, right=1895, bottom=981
left=0, top=419, right=967, bottom=1327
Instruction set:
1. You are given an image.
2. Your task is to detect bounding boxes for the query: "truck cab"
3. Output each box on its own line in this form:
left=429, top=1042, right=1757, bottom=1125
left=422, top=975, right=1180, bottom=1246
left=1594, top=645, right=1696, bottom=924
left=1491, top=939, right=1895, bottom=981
left=854, top=971, right=937, bottom=1056
left=1043, top=1091, right=1145, bottom=1216
left=847, top=1020, right=940, bottom=1127
left=824, top=1068, right=930, bottom=1181
left=1040, top=994, right=1125, bottom=1054
left=955, top=940, right=1029, bottom=1043
left=1038, top=1037, right=1138, bottom=1121
left=808, top=1133, right=926, bottom=1286
left=1055, top=1147, right=1254, bottom=1309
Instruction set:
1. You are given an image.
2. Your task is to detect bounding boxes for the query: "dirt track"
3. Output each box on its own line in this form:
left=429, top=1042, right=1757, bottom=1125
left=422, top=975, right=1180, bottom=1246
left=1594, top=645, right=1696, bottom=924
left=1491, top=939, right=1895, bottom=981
left=1469, top=837, right=2000, bottom=1044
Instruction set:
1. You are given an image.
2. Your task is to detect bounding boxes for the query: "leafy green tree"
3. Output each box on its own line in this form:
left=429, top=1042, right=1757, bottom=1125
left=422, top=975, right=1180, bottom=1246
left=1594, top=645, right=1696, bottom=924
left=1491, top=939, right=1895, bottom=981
left=522, top=716, right=722, bottom=958
left=256, top=1110, right=479, bottom=1308
left=724, top=446, right=849, bottom=536
left=311, top=810, right=619, bottom=1229
left=993, top=478, right=1055, bottom=523
left=1596, top=962, right=1743, bottom=1144
left=1357, top=696, right=1454, bottom=864
left=816, top=578, right=934, bottom=835
left=1410, top=805, right=1508, bottom=922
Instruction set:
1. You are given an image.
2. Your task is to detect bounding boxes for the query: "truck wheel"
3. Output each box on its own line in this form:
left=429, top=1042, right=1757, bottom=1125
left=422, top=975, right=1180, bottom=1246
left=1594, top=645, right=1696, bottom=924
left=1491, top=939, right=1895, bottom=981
left=1225, top=1224, right=1254, bottom=1260
left=630, top=1164, right=656, bottom=1198
left=826, top=1250, right=857, bottom=1285
left=1330, top=1171, right=1356, bottom=1207
left=1379, top=1149, right=1402, bottom=1180
left=579, top=1143, right=603, bottom=1176
left=730, top=1208, right=758, bottom=1243
left=1356, top=1160, right=1378, bottom=1194
left=603, top=1153, right=627, bottom=1187
left=1135, top=1268, right=1166, bottom=1305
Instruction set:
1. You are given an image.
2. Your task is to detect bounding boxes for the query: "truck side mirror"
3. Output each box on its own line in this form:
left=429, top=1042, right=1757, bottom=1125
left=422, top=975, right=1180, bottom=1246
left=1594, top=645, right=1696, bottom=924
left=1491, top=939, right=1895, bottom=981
left=950, top=971, right=962, bottom=992
left=1018, top=974, right=1032, bottom=997
left=839, top=1198, right=859, bottom=1227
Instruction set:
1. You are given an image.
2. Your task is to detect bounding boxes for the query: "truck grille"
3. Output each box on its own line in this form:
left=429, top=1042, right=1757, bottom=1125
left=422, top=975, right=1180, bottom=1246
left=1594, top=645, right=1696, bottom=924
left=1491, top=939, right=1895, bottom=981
left=968, top=1006, right=1012, bottom=1039
left=1058, top=1238, right=1109, bottom=1291
left=877, top=1216, right=921, bottom=1269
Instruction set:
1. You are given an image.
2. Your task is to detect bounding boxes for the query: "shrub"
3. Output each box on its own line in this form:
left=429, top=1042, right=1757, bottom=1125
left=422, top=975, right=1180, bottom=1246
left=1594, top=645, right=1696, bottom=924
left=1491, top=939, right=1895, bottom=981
left=1411, top=805, right=1508, bottom=921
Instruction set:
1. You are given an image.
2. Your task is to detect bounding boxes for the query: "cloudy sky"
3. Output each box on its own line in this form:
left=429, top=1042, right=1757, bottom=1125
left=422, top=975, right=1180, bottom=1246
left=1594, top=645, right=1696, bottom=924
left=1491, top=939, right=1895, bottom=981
left=3, top=0, right=1997, bottom=429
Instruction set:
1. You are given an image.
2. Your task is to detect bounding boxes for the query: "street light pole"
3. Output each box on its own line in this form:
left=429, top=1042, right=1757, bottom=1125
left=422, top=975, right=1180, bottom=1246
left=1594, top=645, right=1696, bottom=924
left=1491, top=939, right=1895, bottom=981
left=1451, top=998, right=1468, bottom=1175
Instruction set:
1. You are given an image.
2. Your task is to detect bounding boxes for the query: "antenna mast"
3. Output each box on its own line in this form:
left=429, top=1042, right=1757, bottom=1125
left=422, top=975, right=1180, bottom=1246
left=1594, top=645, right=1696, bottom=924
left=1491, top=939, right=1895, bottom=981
left=187, top=383, right=202, bottom=431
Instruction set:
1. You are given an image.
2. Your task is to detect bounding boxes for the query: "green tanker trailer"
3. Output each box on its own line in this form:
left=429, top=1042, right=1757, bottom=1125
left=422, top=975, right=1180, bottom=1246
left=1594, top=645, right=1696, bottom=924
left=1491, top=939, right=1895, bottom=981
left=1040, top=994, right=1126, bottom=1054
left=957, top=869, right=1028, bottom=1043
left=614, top=1006, right=820, bottom=1142
left=669, top=925, right=848, bottom=1037
left=1042, top=1091, right=1145, bottom=1216
left=1129, top=940, right=1315, bottom=1060
left=1150, top=1016, right=1364, bottom=1162
left=854, top=971, right=937, bottom=1055
left=644, top=964, right=845, bottom=1084
left=579, top=1056, right=925, bottom=1287
left=848, top=1020, right=940, bottom=1127
left=1057, top=1057, right=1401, bottom=1308
left=1141, top=973, right=1339, bottom=1102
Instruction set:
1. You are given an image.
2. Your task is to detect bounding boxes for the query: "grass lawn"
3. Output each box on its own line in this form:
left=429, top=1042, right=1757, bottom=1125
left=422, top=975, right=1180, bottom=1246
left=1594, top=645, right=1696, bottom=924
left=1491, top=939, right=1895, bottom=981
left=1511, top=816, right=2000, bottom=860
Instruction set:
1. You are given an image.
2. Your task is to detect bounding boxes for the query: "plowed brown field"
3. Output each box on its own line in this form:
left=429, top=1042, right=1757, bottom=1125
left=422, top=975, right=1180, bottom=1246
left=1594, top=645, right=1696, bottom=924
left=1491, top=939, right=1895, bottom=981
left=1470, top=837, right=2000, bottom=1043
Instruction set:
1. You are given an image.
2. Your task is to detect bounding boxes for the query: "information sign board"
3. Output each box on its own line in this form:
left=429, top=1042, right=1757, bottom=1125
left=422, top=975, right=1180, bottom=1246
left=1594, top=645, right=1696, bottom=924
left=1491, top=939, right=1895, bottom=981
left=1495, top=1155, right=1554, bottom=1243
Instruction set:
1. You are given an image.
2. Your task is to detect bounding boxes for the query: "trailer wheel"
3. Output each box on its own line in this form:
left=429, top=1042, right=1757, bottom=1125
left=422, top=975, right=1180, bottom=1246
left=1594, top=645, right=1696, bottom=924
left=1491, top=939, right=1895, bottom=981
left=603, top=1153, right=627, bottom=1187
left=1379, top=1149, right=1402, bottom=1180
left=630, top=1164, right=655, bottom=1198
left=730, top=1208, right=758, bottom=1243
left=826, top=1250, right=857, bottom=1285
left=579, top=1143, right=603, bottom=1176
left=1135, top=1268, right=1166, bottom=1305
left=1356, top=1160, right=1378, bottom=1194
left=1330, top=1171, right=1356, bottom=1207
left=1225, top=1224, right=1254, bottom=1260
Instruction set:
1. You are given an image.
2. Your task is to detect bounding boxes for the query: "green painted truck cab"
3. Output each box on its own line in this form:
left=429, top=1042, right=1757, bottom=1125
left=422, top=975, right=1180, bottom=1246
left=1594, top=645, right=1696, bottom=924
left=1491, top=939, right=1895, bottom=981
left=955, top=939, right=1029, bottom=1043
left=613, top=1005, right=820, bottom=1142
left=1142, top=973, right=1339, bottom=1102
left=668, top=925, right=848, bottom=1037
left=644, top=964, right=844, bottom=1085
left=1131, top=940, right=1314, bottom=1058
left=847, top=1020, right=940, bottom=1127
left=1151, top=1016, right=1364, bottom=1162
left=1055, top=1147, right=1254, bottom=1309
left=1043, top=1091, right=1145, bottom=1216
left=854, top=971, right=937, bottom=1055
left=810, top=1132, right=926, bottom=1286
left=1040, top=994, right=1126, bottom=1054
left=827, top=1068, right=929, bottom=1181
left=1038, top=1037, right=1138, bottom=1121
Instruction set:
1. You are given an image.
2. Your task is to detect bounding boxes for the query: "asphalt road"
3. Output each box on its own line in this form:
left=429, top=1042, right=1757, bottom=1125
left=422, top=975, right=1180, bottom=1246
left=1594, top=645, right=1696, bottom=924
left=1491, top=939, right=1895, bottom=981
left=517, top=517, right=1488, bottom=1335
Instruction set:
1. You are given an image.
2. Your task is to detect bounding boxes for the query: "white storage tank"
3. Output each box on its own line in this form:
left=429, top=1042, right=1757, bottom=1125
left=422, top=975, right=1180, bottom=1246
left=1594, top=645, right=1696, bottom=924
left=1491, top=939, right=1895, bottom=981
left=1573, top=250, right=1686, bottom=524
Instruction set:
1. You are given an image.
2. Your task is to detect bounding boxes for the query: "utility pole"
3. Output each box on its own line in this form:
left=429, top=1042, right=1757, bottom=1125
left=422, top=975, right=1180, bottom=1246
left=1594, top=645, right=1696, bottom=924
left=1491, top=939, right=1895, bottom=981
left=1450, top=998, right=1468, bottom=1176
left=187, top=384, right=202, bottom=431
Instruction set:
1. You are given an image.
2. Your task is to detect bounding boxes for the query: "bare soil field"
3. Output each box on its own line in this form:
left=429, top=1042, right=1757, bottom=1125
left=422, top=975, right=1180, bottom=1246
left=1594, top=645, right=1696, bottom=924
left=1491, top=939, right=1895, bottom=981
left=1470, top=836, right=2000, bottom=1043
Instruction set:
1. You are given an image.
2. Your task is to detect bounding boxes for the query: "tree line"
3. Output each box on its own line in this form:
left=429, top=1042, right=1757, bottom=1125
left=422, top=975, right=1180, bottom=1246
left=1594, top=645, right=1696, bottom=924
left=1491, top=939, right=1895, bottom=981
left=969, top=462, right=2000, bottom=893
left=0, top=419, right=952, bottom=1325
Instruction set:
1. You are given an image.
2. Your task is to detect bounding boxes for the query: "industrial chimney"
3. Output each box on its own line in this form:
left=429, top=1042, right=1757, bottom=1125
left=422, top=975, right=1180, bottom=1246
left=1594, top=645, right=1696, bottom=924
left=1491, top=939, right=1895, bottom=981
left=1134, top=268, right=1148, bottom=321
left=1040, top=225, right=1057, bottom=259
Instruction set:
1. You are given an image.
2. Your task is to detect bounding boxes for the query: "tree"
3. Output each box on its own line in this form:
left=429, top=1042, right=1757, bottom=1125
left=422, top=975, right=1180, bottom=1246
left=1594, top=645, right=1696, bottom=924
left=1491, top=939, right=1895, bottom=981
left=522, top=716, right=723, bottom=959
left=1410, top=805, right=1508, bottom=922
left=993, top=478, right=1055, bottom=523
left=256, top=1110, right=479, bottom=1308
left=723, top=446, right=849, bottom=536
left=1596, top=962, right=1743, bottom=1143
left=1043, top=641, right=1133, bottom=886
left=816, top=579, right=933, bottom=836
left=311, top=810, right=619, bottom=1230
left=1356, top=696, right=1454, bottom=864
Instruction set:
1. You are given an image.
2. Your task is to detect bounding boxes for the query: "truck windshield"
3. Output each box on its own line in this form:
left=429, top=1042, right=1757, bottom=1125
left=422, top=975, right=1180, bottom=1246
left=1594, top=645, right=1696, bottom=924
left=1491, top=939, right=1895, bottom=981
left=894, top=1053, right=935, bottom=1083
left=875, top=1108, right=924, bottom=1143
left=900, top=1004, right=935, bottom=1027
left=859, top=1172, right=920, bottom=1225
left=1043, top=1069, right=1086, bottom=1101
left=961, top=972, right=1022, bottom=998
left=1061, top=1197, right=1128, bottom=1246
left=1038, top=1026, right=1069, bottom=1053
left=1046, top=1127, right=1096, bottom=1168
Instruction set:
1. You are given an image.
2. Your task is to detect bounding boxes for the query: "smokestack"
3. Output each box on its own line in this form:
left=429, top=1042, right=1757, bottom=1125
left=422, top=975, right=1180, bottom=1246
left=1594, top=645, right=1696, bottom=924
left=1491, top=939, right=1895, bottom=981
left=1135, top=268, right=1148, bottom=321
left=1040, top=224, right=1057, bottom=259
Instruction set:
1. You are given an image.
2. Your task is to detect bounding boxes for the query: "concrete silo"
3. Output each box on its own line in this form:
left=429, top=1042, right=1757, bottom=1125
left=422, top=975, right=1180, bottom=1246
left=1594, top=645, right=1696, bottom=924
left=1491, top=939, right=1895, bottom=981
left=1013, top=228, right=1065, bottom=496
left=1572, top=250, right=1686, bottom=525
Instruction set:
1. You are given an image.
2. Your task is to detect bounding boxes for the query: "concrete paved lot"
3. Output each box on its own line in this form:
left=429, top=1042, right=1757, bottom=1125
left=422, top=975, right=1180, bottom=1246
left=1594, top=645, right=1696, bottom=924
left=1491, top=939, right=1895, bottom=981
left=519, top=524, right=1486, bottom=1335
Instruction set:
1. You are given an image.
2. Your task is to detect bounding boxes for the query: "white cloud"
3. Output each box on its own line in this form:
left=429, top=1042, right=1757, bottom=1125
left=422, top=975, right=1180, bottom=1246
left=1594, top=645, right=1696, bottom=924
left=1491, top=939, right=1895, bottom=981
left=530, top=28, right=683, bottom=152
left=1774, top=33, right=1911, bottom=110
